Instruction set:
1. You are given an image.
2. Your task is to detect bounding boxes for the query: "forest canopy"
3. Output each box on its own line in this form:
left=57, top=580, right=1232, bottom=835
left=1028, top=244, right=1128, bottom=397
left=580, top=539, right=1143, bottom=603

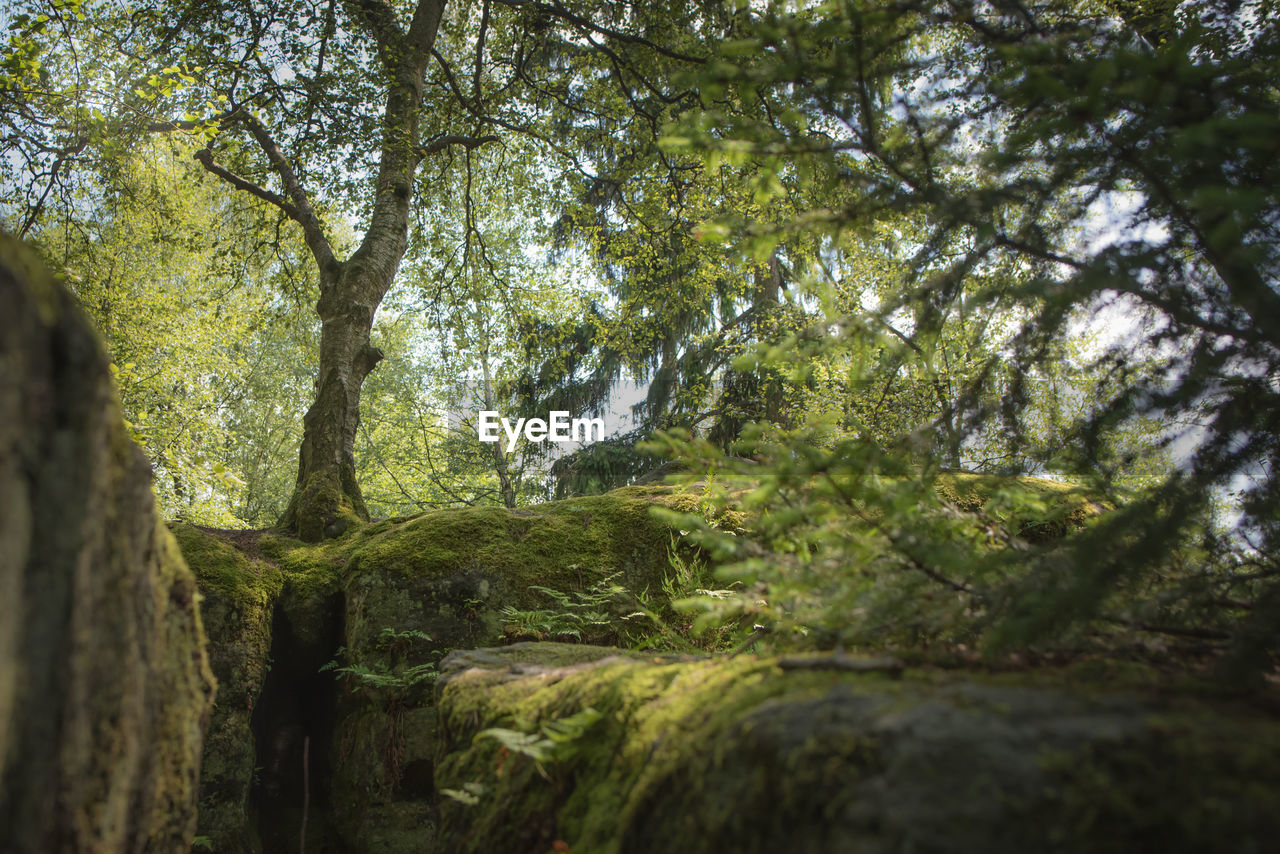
left=2, top=0, right=1277, bottom=678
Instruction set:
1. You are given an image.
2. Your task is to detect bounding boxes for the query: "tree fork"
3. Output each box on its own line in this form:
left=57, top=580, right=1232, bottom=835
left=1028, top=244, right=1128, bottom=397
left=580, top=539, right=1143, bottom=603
left=186, top=0, right=500, bottom=539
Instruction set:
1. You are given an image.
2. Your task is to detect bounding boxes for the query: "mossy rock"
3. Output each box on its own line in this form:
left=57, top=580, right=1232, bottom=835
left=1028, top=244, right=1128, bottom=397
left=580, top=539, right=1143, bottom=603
left=184, top=476, right=1107, bottom=853
left=326, top=487, right=687, bottom=851
left=333, top=484, right=694, bottom=711
left=173, top=524, right=283, bottom=853
left=435, top=645, right=1280, bottom=854
left=177, top=521, right=351, bottom=852
left=184, top=486, right=693, bottom=853
left=0, top=236, right=215, bottom=853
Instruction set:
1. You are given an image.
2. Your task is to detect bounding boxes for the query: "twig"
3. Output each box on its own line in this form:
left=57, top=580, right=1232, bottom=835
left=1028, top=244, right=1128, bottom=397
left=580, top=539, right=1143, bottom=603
left=731, top=627, right=769, bottom=656
left=300, top=735, right=310, bottom=854
left=1102, top=617, right=1231, bottom=641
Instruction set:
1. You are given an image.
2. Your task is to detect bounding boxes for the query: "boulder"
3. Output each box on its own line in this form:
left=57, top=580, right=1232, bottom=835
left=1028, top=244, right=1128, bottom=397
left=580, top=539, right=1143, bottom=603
left=435, top=644, right=1280, bottom=854
left=0, top=236, right=216, bottom=853
left=330, top=488, right=683, bottom=853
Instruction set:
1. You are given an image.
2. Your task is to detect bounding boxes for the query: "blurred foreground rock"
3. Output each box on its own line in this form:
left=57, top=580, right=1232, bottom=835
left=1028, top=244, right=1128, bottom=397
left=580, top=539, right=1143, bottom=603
left=0, top=237, right=215, bottom=854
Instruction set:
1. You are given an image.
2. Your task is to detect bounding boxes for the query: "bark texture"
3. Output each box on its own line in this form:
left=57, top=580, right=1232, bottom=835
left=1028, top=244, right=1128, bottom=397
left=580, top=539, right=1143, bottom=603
left=0, top=236, right=216, bottom=854
left=279, top=261, right=389, bottom=542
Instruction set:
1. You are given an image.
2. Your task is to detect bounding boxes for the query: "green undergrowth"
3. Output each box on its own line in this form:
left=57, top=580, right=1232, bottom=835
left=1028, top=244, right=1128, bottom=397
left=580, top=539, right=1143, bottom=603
left=323, top=628, right=441, bottom=702
left=178, top=474, right=1104, bottom=665
left=649, top=459, right=1128, bottom=658
left=174, top=479, right=1188, bottom=854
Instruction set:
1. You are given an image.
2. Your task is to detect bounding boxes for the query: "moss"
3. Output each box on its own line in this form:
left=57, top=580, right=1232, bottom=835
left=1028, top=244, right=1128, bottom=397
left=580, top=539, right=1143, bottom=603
left=139, top=521, right=218, bottom=851
left=347, top=486, right=679, bottom=587
left=182, top=477, right=1123, bottom=853
left=167, top=487, right=690, bottom=851
left=1027, top=729, right=1280, bottom=852
left=180, top=477, right=1266, bottom=854
left=435, top=646, right=1280, bottom=854
left=1, top=236, right=215, bottom=853
left=172, top=523, right=284, bottom=606
left=174, top=525, right=283, bottom=853
left=935, top=472, right=1104, bottom=542
left=301, top=488, right=687, bottom=851
left=289, top=469, right=369, bottom=543
left=335, top=802, right=436, bottom=854
left=333, top=486, right=688, bottom=680
left=441, top=642, right=645, bottom=676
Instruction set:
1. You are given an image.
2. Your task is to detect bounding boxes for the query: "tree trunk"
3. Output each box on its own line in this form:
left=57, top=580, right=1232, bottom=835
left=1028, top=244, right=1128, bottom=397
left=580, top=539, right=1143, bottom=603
left=272, top=0, right=447, bottom=540
left=279, top=262, right=388, bottom=541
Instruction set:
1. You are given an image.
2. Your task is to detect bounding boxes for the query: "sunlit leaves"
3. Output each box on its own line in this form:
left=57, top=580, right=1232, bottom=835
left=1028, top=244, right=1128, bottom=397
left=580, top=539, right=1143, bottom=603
left=35, top=137, right=316, bottom=525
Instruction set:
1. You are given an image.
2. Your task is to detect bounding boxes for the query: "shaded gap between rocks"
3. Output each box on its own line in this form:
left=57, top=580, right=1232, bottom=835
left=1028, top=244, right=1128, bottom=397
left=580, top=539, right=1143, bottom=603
left=251, top=589, right=346, bottom=853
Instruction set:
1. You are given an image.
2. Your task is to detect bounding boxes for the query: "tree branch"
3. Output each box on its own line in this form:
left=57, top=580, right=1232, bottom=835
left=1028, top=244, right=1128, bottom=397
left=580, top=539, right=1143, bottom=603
left=18, top=140, right=86, bottom=239
left=237, top=112, right=338, bottom=272
left=406, top=0, right=448, bottom=65
left=192, top=147, right=300, bottom=219
left=419, top=134, right=501, bottom=156
left=492, top=0, right=706, bottom=64
left=473, top=0, right=491, bottom=101
left=342, top=0, right=408, bottom=73
left=432, top=48, right=604, bottom=184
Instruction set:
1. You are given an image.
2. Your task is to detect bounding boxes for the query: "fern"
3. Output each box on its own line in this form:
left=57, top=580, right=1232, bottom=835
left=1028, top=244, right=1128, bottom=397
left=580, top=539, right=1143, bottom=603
left=475, top=707, right=604, bottom=777
left=320, top=629, right=439, bottom=693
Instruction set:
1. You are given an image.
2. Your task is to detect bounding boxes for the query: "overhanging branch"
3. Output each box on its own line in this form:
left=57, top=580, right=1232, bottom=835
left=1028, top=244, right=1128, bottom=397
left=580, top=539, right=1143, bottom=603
left=343, top=0, right=408, bottom=73
left=192, top=148, right=299, bottom=219
left=238, top=112, right=338, bottom=272
left=492, top=0, right=706, bottom=64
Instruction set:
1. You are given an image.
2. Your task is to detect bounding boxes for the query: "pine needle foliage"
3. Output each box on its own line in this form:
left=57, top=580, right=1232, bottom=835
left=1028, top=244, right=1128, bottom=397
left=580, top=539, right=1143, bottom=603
left=652, top=0, right=1280, bottom=683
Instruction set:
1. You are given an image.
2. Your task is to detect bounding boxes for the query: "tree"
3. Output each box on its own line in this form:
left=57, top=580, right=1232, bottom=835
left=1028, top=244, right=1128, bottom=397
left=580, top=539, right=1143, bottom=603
left=3, top=0, right=741, bottom=537
left=3, top=0, right=461, bottom=538
left=654, top=0, right=1280, bottom=679
left=185, top=0, right=456, bottom=540
left=25, top=135, right=319, bottom=524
